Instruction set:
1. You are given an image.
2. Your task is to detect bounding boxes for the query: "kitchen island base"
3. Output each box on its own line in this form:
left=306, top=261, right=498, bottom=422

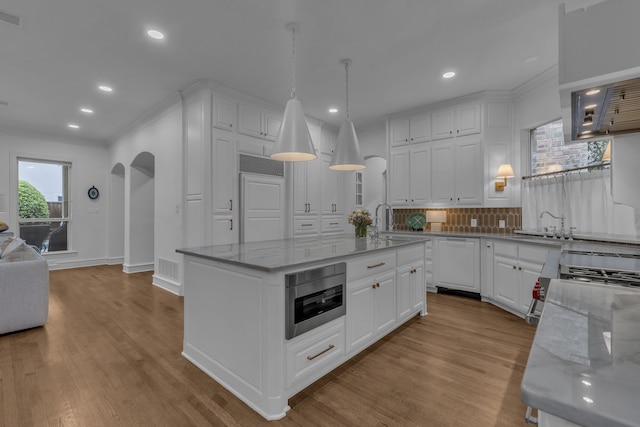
left=179, top=236, right=428, bottom=420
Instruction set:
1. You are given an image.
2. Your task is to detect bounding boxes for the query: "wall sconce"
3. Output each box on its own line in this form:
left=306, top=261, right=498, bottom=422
left=495, top=164, right=514, bottom=192
left=426, top=210, right=446, bottom=232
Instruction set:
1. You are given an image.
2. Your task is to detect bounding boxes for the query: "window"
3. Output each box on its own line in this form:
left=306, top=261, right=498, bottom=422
left=18, top=158, right=71, bottom=252
left=530, top=119, right=610, bottom=176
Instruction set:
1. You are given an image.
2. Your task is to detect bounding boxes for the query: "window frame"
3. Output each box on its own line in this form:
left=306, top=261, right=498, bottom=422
left=14, top=153, right=74, bottom=253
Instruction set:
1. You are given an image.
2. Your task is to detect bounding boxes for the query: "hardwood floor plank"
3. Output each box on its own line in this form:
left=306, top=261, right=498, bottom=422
left=0, top=265, right=536, bottom=426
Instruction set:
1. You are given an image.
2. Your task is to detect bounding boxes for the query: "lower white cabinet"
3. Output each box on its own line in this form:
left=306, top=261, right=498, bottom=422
left=286, top=318, right=345, bottom=391
left=433, top=237, right=480, bottom=292
left=346, top=269, right=396, bottom=355
left=396, top=246, right=425, bottom=322
left=490, top=241, right=549, bottom=315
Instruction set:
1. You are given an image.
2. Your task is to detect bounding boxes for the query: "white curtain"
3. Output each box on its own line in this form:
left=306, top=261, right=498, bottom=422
left=521, top=169, right=638, bottom=236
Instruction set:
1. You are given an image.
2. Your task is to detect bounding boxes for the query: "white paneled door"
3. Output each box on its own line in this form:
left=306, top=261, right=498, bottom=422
left=240, top=173, right=285, bottom=243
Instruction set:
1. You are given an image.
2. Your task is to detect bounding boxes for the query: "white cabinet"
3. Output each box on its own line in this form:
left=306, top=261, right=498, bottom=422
left=431, top=138, right=482, bottom=206
left=389, top=143, right=431, bottom=207
left=292, top=157, right=322, bottom=217
left=396, top=246, right=425, bottom=322
left=211, top=133, right=238, bottom=245
left=433, top=237, right=480, bottom=293
left=285, top=318, right=345, bottom=391
left=212, top=96, right=236, bottom=131
left=346, top=251, right=398, bottom=355
left=431, top=102, right=481, bottom=140
left=321, top=127, right=336, bottom=154
left=347, top=270, right=396, bottom=355
left=424, top=239, right=434, bottom=291
left=390, top=113, right=430, bottom=146
left=237, top=103, right=282, bottom=141
left=491, top=241, right=549, bottom=315
left=321, top=154, right=346, bottom=215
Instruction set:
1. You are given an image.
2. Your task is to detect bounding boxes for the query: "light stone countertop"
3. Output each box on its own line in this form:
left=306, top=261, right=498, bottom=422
left=177, top=234, right=430, bottom=272
left=521, top=279, right=640, bottom=427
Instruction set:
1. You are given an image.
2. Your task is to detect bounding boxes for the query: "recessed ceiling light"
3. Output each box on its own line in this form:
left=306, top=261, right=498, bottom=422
left=524, top=55, right=539, bottom=63
left=328, top=107, right=338, bottom=114
left=68, top=123, right=79, bottom=129
left=98, top=85, right=113, bottom=93
left=147, top=29, right=165, bottom=40
left=586, top=89, right=601, bottom=95
left=442, top=71, right=456, bottom=79
left=584, top=104, right=597, bottom=109
left=80, top=108, right=94, bottom=114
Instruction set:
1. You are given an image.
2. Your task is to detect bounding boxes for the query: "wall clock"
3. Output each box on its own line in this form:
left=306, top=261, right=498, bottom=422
left=88, top=186, right=100, bottom=200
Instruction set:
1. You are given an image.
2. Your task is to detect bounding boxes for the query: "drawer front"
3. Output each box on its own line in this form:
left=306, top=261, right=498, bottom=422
left=348, top=251, right=397, bottom=281
left=286, top=320, right=345, bottom=388
left=397, top=245, right=425, bottom=265
left=321, top=217, right=345, bottom=234
left=294, top=217, right=318, bottom=235
left=494, top=241, right=518, bottom=258
left=519, top=244, right=550, bottom=264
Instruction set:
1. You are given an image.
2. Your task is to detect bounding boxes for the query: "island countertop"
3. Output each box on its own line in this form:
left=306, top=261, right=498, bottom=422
left=521, top=279, right=640, bottom=427
left=176, top=234, right=430, bottom=272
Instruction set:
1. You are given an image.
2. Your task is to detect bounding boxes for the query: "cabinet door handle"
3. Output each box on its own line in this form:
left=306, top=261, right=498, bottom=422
left=367, top=262, right=386, bottom=269
left=457, top=129, right=460, bottom=133
left=372, top=284, right=377, bottom=289
left=230, top=219, right=233, bottom=230
left=229, top=123, right=233, bottom=128
left=307, top=344, right=335, bottom=361
left=230, top=199, right=233, bottom=211
left=513, top=265, right=517, bottom=270
left=519, top=267, right=522, bottom=271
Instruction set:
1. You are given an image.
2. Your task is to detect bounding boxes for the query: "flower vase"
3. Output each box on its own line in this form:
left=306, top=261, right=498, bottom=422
left=354, top=226, right=368, bottom=239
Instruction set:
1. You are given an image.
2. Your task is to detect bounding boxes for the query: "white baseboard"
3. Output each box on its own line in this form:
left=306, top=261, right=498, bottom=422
left=123, top=263, right=154, bottom=274
left=152, top=274, right=182, bottom=296
left=107, top=256, right=124, bottom=265
left=47, top=257, right=108, bottom=271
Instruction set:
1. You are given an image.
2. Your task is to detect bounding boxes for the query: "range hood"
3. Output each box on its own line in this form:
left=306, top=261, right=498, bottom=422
left=561, top=74, right=640, bottom=142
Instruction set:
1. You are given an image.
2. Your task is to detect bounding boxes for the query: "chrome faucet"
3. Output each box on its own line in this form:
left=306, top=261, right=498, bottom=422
left=374, top=203, right=394, bottom=239
left=540, top=211, right=565, bottom=238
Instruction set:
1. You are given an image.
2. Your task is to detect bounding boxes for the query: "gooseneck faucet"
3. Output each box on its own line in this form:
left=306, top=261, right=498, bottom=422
left=540, top=210, right=565, bottom=238
left=373, top=202, right=394, bottom=239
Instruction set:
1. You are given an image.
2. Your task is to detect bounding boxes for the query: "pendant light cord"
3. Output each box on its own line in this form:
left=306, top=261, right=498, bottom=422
left=290, top=26, right=297, bottom=99
left=344, top=61, right=350, bottom=120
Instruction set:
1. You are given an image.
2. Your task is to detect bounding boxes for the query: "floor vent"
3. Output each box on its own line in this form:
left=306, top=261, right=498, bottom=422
left=158, top=258, right=179, bottom=281
left=0, top=10, right=21, bottom=27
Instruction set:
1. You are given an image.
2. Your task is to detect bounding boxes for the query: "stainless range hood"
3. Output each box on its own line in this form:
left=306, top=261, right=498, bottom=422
left=562, top=75, right=640, bottom=141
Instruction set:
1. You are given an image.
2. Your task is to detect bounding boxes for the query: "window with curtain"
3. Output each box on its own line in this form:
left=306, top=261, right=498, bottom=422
left=18, top=158, right=71, bottom=252
left=522, top=120, right=636, bottom=236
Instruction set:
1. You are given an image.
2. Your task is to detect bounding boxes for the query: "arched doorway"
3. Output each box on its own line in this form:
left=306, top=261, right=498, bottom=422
left=126, top=152, right=155, bottom=273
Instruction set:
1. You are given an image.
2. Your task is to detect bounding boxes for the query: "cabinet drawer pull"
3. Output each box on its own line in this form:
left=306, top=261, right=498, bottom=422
left=330, top=222, right=339, bottom=225
left=367, top=262, right=386, bottom=269
left=230, top=219, right=233, bottom=230
left=301, top=223, right=313, bottom=227
left=307, top=344, right=335, bottom=361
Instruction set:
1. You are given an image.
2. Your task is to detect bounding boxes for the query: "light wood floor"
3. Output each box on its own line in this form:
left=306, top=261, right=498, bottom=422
left=0, top=265, right=536, bottom=427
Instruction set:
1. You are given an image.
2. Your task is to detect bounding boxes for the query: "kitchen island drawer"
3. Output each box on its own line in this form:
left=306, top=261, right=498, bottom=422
left=348, top=250, right=396, bottom=281
left=293, top=217, right=318, bottom=235
left=286, top=319, right=345, bottom=389
left=397, top=245, right=425, bottom=264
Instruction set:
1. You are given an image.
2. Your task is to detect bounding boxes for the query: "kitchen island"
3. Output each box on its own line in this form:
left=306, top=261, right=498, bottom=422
left=176, top=234, right=429, bottom=420
left=522, top=278, right=640, bottom=427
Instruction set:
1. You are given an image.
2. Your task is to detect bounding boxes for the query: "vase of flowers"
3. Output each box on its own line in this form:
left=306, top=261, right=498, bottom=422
left=348, top=209, right=373, bottom=239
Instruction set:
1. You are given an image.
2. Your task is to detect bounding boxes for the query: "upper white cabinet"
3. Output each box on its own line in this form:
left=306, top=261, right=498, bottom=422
left=431, top=102, right=481, bottom=140
left=211, top=133, right=238, bottom=245
left=237, top=103, right=282, bottom=141
left=321, top=154, right=346, bottom=216
left=212, top=96, right=236, bottom=131
left=389, top=143, right=430, bottom=207
left=390, top=113, right=430, bottom=146
left=431, top=138, right=482, bottom=206
left=321, top=126, right=337, bottom=154
left=292, top=158, right=322, bottom=218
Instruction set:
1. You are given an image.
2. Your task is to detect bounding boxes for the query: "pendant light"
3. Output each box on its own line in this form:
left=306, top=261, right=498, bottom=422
left=271, top=23, right=317, bottom=162
left=330, top=59, right=365, bottom=171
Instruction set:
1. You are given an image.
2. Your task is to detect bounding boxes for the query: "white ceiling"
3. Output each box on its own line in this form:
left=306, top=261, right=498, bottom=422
left=0, top=0, right=602, bottom=145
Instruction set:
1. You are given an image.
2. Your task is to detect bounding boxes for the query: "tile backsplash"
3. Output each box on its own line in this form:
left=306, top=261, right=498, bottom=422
left=394, top=207, right=522, bottom=234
